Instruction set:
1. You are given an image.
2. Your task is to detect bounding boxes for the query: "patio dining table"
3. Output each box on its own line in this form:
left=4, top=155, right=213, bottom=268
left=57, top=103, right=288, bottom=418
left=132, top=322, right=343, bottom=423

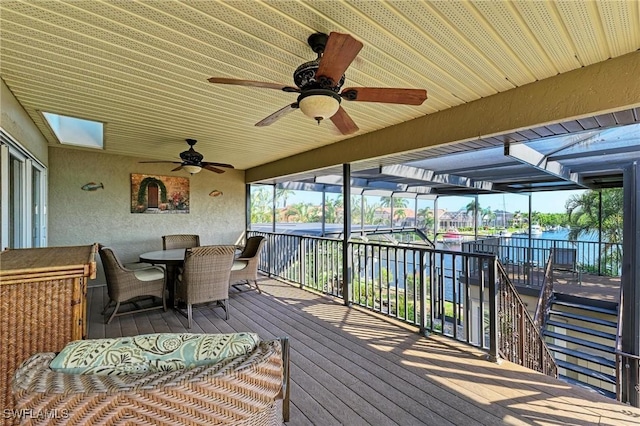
left=139, top=248, right=244, bottom=307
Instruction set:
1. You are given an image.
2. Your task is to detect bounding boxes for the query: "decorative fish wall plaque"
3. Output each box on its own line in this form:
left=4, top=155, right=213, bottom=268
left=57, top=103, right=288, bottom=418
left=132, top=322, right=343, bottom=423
left=81, top=182, right=104, bottom=191
left=209, top=189, right=223, bottom=197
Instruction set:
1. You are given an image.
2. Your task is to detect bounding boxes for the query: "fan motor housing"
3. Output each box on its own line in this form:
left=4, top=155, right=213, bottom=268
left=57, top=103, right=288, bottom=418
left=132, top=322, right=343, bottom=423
left=180, top=148, right=203, bottom=164
left=294, top=60, right=345, bottom=92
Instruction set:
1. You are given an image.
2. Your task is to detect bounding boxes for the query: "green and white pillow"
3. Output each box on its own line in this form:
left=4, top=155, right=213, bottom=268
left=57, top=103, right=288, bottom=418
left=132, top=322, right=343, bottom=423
left=49, top=332, right=260, bottom=376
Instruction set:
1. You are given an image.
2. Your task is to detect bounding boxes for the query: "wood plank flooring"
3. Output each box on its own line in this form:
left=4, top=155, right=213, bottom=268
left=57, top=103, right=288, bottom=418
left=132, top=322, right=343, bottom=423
left=87, top=278, right=640, bottom=426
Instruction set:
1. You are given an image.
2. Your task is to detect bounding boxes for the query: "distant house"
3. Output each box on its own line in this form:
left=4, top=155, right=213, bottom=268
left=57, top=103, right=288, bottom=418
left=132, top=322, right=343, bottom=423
left=374, top=207, right=416, bottom=226
left=493, top=210, right=515, bottom=228
left=438, top=209, right=474, bottom=229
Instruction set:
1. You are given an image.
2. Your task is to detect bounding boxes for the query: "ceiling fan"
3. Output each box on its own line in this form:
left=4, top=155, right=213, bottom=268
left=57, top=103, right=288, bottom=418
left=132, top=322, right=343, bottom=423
left=208, top=32, right=427, bottom=135
left=139, top=139, right=234, bottom=174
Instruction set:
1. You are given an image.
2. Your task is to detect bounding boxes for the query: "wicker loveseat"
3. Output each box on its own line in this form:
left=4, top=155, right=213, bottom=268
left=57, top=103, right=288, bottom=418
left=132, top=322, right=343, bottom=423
left=12, top=334, right=290, bottom=425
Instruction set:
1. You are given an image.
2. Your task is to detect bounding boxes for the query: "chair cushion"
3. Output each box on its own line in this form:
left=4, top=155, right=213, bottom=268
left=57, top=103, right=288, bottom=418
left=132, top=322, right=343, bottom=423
left=133, top=266, right=165, bottom=281
left=232, top=260, right=248, bottom=271
left=49, top=332, right=260, bottom=376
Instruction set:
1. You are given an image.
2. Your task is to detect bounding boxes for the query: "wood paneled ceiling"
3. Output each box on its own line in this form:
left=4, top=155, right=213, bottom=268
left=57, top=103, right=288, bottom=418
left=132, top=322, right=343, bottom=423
left=1, top=0, right=639, bottom=171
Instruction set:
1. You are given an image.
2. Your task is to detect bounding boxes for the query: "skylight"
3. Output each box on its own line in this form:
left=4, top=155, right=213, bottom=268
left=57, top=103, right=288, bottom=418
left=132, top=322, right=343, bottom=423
left=42, top=112, right=103, bottom=149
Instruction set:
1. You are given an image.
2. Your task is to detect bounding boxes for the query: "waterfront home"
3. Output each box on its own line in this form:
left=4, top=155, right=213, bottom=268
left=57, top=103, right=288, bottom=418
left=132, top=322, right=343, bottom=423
left=2, top=1, right=640, bottom=422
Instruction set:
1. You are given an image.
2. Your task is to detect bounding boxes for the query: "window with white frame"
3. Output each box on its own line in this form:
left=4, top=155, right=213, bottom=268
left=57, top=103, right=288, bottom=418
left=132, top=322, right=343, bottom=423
left=0, top=130, right=47, bottom=249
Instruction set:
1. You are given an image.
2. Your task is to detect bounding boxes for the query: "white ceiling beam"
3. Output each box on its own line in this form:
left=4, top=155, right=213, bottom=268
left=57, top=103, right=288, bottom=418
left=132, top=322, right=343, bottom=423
left=504, top=142, right=589, bottom=188
left=315, top=175, right=409, bottom=192
left=276, top=181, right=343, bottom=193
left=380, top=164, right=493, bottom=191
left=379, top=164, right=435, bottom=181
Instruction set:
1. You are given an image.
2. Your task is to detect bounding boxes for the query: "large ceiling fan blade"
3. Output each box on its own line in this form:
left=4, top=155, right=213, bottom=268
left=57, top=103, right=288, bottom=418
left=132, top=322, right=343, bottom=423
left=172, top=165, right=184, bottom=172
left=340, top=87, right=427, bottom=105
left=255, top=103, right=299, bottom=127
left=316, top=32, right=363, bottom=86
left=330, top=106, right=359, bottom=135
left=203, top=164, right=226, bottom=174
left=208, top=77, right=299, bottom=92
left=202, top=161, right=234, bottom=169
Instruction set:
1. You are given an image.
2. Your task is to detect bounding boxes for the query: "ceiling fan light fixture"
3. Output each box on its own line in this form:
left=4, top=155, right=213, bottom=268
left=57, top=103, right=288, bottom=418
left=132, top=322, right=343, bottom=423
left=298, top=91, right=341, bottom=123
left=183, top=164, right=202, bottom=174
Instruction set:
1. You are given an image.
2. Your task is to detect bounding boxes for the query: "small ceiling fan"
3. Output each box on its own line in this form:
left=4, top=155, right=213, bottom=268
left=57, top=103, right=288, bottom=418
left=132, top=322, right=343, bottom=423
left=139, top=139, right=234, bottom=174
left=208, top=32, right=427, bottom=135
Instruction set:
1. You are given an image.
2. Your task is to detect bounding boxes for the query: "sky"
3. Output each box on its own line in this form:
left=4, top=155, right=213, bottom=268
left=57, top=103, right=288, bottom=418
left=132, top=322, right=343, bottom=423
left=270, top=188, right=585, bottom=214
left=436, top=190, right=586, bottom=214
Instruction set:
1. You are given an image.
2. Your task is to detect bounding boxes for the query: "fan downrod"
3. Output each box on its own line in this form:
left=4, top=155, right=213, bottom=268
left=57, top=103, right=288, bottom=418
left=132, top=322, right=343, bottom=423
left=307, top=32, right=328, bottom=56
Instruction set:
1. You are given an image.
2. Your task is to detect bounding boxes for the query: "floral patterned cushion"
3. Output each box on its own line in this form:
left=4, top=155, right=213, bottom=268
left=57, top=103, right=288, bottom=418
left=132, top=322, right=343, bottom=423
left=49, top=332, right=260, bottom=376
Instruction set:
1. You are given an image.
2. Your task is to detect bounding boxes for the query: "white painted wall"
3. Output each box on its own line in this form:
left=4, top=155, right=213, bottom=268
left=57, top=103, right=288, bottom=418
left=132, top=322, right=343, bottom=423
left=48, top=147, right=246, bottom=286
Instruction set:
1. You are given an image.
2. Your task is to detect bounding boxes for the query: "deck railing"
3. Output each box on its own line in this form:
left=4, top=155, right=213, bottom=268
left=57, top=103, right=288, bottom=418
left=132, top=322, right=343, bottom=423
left=533, top=251, right=555, bottom=329
left=463, top=236, right=623, bottom=288
left=496, top=262, right=558, bottom=377
left=615, top=284, right=640, bottom=405
left=250, top=230, right=556, bottom=376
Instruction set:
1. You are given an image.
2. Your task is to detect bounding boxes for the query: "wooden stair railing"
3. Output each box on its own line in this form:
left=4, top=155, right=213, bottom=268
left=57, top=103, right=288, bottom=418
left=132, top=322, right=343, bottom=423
left=496, top=261, right=558, bottom=378
left=534, top=250, right=555, bottom=330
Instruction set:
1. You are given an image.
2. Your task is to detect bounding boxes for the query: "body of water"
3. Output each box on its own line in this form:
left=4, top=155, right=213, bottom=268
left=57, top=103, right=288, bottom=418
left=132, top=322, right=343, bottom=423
left=355, top=229, right=617, bottom=301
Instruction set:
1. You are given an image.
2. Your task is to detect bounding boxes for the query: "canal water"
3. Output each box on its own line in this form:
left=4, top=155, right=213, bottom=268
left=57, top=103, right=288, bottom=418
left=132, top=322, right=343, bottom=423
left=356, top=229, right=610, bottom=301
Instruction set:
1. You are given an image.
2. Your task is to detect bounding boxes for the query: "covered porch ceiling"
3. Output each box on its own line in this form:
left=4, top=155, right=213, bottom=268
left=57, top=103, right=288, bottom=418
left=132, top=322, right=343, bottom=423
left=263, top=117, right=640, bottom=198
left=1, top=0, right=639, bottom=181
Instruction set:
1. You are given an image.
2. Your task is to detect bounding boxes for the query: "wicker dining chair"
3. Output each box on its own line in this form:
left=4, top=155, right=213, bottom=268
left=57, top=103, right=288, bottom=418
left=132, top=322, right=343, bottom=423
left=175, top=245, right=236, bottom=328
left=99, top=247, right=167, bottom=324
left=230, top=235, right=267, bottom=294
left=162, top=234, right=200, bottom=250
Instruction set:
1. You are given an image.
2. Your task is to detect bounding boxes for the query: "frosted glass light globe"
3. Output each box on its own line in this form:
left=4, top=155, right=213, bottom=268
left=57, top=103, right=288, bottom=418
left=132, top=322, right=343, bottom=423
left=299, top=95, right=340, bottom=122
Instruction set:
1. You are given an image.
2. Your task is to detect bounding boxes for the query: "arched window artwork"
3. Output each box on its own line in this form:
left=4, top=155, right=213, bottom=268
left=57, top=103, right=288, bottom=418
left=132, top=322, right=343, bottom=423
left=131, top=174, right=189, bottom=214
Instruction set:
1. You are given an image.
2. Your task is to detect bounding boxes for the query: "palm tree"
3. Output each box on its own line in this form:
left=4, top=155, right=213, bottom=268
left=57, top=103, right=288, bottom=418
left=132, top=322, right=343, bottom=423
left=417, top=207, right=434, bottom=229
left=481, top=206, right=492, bottom=227
left=565, top=189, right=622, bottom=243
left=351, top=195, right=362, bottom=225
left=324, top=198, right=339, bottom=223
left=363, top=200, right=383, bottom=225
left=379, top=196, right=409, bottom=208
left=275, top=189, right=295, bottom=208
left=250, top=187, right=272, bottom=224
left=566, top=189, right=623, bottom=274
left=394, top=208, right=407, bottom=224
left=465, top=200, right=481, bottom=228
left=286, top=202, right=314, bottom=223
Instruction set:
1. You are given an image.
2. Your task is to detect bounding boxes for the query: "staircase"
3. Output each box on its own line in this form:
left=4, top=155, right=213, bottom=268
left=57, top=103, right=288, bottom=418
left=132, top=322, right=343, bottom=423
left=543, top=293, right=618, bottom=399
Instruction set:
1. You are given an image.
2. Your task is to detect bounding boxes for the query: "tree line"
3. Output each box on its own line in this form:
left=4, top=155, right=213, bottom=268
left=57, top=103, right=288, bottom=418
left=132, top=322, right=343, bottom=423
left=251, top=187, right=623, bottom=243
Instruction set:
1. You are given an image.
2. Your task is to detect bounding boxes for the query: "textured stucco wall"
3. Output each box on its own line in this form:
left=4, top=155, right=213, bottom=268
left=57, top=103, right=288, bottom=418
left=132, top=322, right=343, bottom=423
left=48, top=147, right=246, bottom=286
left=0, top=78, right=49, bottom=165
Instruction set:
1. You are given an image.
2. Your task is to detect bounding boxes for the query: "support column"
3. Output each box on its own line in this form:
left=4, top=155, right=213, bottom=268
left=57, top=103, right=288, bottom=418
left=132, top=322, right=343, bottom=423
left=621, top=161, right=640, bottom=407
left=321, top=188, right=326, bottom=237
left=272, top=184, right=276, bottom=233
left=342, top=164, right=352, bottom=306
left=245, top=184, right=251, bottom=234
left=474, top=195, right=479, bottom=240
left=434, top=197, right=440, bottom=242
left=598, top=191, right=603, bottom=276
left=361, top=194, right=365, bottom=234
left=390, top=193, right=394, bottom=230
left=269, top=184, right=276, bottom=277
left=527, top=194, right=533, bottom=286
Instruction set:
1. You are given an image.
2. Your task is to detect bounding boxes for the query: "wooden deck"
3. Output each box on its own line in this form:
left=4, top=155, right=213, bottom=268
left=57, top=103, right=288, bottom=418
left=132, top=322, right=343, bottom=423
left=510, top=268, right=621, bottom=303
left=87, top=278, right=640, bottom=426
left=553, top=272, right=621, bottom=303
